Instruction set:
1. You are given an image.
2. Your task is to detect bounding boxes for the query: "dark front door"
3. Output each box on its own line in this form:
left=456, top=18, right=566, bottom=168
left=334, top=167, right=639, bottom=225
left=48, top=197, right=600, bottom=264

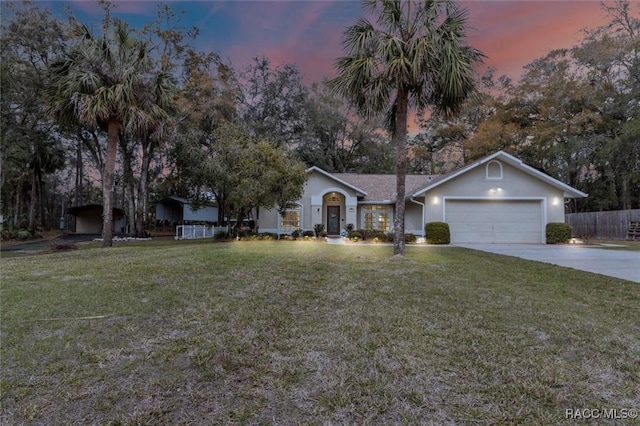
left=327, top=206, right=340, bottom=235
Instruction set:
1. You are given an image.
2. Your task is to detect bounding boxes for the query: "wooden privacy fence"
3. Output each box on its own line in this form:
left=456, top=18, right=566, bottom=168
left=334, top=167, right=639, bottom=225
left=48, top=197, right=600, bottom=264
left=565, top=209, right=640, bottom=240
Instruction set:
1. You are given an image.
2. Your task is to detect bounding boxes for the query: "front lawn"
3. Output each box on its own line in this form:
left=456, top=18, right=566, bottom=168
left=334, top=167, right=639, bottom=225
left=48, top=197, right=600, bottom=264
left=1, top=241, right=638, bottom=424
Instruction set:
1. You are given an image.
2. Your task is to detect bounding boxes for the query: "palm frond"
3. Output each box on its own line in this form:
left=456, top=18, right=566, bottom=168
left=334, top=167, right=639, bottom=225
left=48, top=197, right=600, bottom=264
left=378, top=0, right=403, bottom=28
left=332, top=0, right=482, bottom=124
left=344, top=19, right=376, bottom=55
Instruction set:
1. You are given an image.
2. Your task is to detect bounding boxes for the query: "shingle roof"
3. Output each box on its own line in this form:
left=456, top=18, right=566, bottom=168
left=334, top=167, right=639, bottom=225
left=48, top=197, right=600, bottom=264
left=333, top=173, right=441, bottom=203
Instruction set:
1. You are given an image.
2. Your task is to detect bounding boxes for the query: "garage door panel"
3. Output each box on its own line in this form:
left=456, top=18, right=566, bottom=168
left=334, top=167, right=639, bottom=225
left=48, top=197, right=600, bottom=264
left=445, top=200, right=542, bottom=244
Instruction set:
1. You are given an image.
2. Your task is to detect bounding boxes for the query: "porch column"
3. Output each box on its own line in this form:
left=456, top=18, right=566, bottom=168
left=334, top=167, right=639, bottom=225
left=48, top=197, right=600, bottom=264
left=345, top=196, right=358, bottom=229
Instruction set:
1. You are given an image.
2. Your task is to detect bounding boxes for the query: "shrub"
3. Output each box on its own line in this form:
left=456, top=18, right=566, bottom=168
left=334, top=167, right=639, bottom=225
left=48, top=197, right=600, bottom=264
left=291, top=229, right=300, bottom=239
left=344, top=223, right=355, bottom=233
left=239, top=231, right=258, bottom=241
left=425, top=222, right=450, bottom=245
left=355, top=229, right=373, bottom=240
left=1, top=229, right=14, bottom=241
left=374, top=231, right=387, bottom=240
left=313, top=223, right=325, bottom=238
left=319, top=231, right=327, bottom=238
left=371, top=231, right=388, bottom=243
left=260, top=233, right=277, bottom=241
left=405, top=233, right=417, bottom=243
left=349, top=231, right=362, bottom=242
left=546, top=223, right=572, bottom=244
left=214, top=229, right=229, bottom=240
left=302, top=230, right=315, bottom=238
left=15, top=229, right=32, bottom=240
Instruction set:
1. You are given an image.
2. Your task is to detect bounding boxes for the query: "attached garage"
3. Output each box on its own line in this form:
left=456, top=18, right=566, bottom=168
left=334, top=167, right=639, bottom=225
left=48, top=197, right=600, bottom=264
left=445, top=199, right=543, bottom=244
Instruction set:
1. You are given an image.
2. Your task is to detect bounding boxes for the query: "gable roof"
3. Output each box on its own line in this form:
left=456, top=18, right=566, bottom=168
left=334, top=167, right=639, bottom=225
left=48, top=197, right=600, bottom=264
left=306, top=166, right=369, bottom=197
left=334, top=173, right=438, bottom=203
left=307, top=166, right=438, bottom=203
left=411, top=151, right=588, bottom=199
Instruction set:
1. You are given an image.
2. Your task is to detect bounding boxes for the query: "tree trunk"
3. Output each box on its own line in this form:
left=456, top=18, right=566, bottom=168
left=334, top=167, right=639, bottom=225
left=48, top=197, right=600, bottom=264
left=14, top=175, right=24, bottom=226
left=75, top=139, right=84, bottom=206
left=126, top=178, right=136, bottom=236
left=38, top=175, right=46, bottom=228
left=119, top=135, right=136, bottom=237
left=136, top=138, right=153, bottom=237
left=393, top=86, right=409, bottom=257
left=102, top=119, right=119, bottom=247
left=28, top=168, right=37, bottom=231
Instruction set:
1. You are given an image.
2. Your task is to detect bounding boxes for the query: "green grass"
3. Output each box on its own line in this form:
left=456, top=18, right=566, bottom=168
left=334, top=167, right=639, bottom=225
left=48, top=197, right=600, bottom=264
left=1, top=240, right=639, bottom=424
left=591, top=239, right=640, bottom=251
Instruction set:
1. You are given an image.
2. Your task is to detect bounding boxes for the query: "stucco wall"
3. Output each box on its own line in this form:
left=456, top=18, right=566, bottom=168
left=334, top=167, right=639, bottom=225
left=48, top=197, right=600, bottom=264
left=259, top=171, right=361, bottom=233
left=422, top=160, right=566, bottom=224
left=405, top=201, right=424, bottom=235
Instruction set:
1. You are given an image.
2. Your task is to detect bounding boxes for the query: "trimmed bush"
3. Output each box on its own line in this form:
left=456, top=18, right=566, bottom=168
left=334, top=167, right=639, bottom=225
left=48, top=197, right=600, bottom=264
left=546, top=223, right=572, bottom=244
left=355, top=229, right=371, bottom=240
left=302, top=230, right=315, bottom=238
left=349, top=231, right=362, bottom=242
left=15, top=229, right=32, bottom=240
left=291, top=229, right=300, bottom=239
left=405, top=233, right=417, bottom=243
left=425, top=222, right=450, bottom=245
left=313, top=223, right=325, bottom=238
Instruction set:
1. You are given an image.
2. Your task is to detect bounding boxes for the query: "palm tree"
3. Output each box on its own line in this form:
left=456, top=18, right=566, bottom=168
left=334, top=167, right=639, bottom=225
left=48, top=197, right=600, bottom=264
left=330, top=0, right=483, bottom=256
left=27, top=133, right=65, bottom=230
left=48, top=19, right=170, bottom=246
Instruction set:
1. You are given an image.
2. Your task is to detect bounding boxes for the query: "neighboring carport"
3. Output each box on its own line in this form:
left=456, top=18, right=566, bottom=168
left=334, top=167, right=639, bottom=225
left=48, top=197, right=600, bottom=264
left=65, top=205, right=126, bottom=234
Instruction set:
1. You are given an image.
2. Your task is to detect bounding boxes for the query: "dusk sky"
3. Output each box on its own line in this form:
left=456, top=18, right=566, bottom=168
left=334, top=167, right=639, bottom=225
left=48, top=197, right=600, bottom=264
left=22, top=1, right=617, bottom=85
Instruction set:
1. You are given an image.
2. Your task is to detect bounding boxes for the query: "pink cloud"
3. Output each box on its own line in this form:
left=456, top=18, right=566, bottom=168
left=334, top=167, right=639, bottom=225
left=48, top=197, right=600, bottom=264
left=466, top=1, right=609, bottom=81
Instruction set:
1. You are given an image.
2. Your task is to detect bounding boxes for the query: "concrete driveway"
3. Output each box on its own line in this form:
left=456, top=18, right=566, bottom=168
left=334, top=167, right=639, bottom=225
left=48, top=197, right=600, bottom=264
left=457, top=243, right=640, bottom=283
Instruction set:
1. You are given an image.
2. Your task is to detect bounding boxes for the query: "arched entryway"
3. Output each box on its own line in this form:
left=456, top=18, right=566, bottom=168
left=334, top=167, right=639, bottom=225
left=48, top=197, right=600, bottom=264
left=323, top=192, right=343, bottom=236
left=311, top=187, right=358, bottom=236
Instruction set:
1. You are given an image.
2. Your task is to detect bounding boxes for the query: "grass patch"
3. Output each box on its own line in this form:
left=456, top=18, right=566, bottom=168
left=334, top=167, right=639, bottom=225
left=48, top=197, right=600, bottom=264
left=1, top=241, right=638, bottom=424
left=591, top=239, right=640, bottom=251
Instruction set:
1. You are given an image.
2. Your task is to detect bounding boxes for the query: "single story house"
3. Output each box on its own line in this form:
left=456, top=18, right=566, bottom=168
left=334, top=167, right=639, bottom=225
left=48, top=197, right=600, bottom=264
left=154, top=196, right=219, bottom=225
left=65, top=205, right=127, bottom=234
left=258, top=151, right=587, bottom=244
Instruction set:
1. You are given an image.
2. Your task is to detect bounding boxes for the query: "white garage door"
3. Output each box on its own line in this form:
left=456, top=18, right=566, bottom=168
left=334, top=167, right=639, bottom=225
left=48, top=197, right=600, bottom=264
left=445, top=200, right=543, bottom=244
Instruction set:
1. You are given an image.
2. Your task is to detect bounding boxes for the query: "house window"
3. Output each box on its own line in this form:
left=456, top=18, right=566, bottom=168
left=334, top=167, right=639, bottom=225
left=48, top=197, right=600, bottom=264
left=281, top=204, right=302, bottom=232
left=486, top=160, right=503, bottom=180
left=361, top=205, right=392, bottom=231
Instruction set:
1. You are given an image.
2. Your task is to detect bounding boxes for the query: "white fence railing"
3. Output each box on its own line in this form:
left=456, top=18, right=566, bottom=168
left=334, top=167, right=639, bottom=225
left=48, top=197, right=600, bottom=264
left=175, top=225, right=226, bottom=240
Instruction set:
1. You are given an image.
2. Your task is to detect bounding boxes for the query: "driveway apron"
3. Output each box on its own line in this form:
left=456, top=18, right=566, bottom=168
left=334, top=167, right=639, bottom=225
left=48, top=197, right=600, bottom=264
left=457, top=244, right=640, bottom=283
